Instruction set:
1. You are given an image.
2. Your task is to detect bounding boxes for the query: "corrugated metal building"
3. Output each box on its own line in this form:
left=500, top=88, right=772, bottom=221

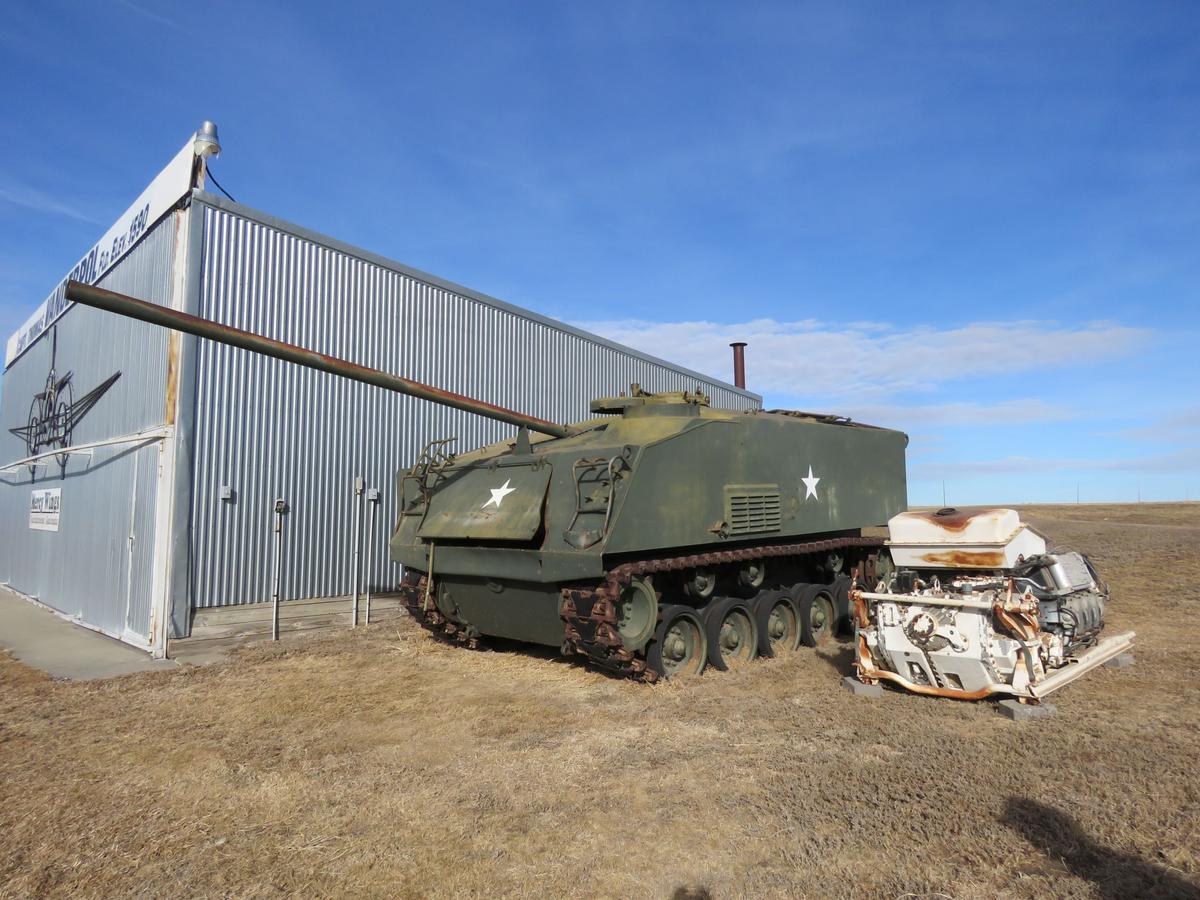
left=0, top=128, right=760, bottom=656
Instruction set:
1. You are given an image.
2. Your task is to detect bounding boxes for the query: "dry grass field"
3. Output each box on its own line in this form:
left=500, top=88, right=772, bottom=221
left=2, top=503, right=1198, bottom=898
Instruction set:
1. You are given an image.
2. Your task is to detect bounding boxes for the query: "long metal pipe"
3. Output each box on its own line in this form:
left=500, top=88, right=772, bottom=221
left=65, top=280, right=576, bottom=438
left=855, top=589, right=995, bottom=611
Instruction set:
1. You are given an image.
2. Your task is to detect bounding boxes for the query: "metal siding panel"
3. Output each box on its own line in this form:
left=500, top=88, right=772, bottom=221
left=190, top=203, right=759, bottom=609
left=0, top=213, right=177, bottom=641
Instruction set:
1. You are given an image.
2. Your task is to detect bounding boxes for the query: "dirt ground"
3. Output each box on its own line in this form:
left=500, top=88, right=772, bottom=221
left=2, top=503, right=1198, bottom=899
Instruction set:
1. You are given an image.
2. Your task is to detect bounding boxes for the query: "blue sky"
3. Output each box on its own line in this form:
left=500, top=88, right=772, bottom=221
left=1, top=1, right=1197, bottom=505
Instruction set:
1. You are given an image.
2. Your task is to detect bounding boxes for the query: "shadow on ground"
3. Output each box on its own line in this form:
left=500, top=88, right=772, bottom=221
left=473, top=627, right=859, bottom=680
left=469, top=634, right=638, bottom=681
left=1002, top=798, right=1200, bottom=899
left=813, top=638, right=855, bottom=676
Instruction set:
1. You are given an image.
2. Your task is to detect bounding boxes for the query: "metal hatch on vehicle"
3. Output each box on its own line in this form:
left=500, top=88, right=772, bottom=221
left=417, top=464, right=552, bottom=541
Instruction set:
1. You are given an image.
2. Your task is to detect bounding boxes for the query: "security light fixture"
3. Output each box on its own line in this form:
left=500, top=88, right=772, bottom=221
left=193, top=121, right=221, bottom=159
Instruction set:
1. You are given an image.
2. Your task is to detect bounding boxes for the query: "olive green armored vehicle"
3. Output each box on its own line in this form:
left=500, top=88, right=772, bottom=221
left=67, top=281, right=908, bottom=680
left=392, top=389, right=906, bottom=679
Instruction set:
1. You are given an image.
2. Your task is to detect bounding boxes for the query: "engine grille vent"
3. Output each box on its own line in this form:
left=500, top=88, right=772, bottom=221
left=725, top=485, right=782, bottom=535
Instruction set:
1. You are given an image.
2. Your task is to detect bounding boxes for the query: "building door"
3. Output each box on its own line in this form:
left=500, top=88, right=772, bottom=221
left=120, top=444, right=160, bottom=646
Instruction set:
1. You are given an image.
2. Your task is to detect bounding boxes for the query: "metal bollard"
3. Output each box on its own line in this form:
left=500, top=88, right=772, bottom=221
left=365, top=487, right=380, bottom=625
left=271, top=499, right=288, bottom=640
left=351, top=475, right=364, bottom=627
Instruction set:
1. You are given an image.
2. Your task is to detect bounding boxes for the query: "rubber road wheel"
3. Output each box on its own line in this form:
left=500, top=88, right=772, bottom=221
left=646, top=605, right=708, bottom=678
left=703, top=597, right=759, bottom=671
left=796, top=585, right=836, bottom=647
left=615, top=578, right=659, bottom=651
left=753, top=590, right=801, bottom=657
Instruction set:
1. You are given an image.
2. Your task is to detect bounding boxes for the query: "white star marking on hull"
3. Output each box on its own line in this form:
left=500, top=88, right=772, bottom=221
left=802, top=466, right=821, bottom=500
left=483, top=479, right=516, bottom=509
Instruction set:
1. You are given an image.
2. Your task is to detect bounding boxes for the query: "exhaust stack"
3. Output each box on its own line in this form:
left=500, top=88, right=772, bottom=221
left=729, top=342, right=747, bottom=389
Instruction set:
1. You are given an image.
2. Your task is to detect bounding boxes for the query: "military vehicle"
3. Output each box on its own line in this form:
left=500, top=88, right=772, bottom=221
left=391, top=389, right=905, bottom=681
left=66, top=281, right=1128, bottom=691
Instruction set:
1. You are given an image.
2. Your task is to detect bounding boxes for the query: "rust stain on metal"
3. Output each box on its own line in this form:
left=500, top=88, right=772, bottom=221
left=869, top=670, right=1004, bottom=701
left=918, top=549, right=1005, bottom=568
left=164, top=330, right=180, bottom=425
left=399, top=571, right=480, bottom=649
left=607, top=535, right=884, bottom=586
left=995, top=606, right=1039, bottom=643
left=851, top=588, right=871, bottom=628
left=912, top=507, right=1006, bottom=533
left=855, top=636, right=1012, bottom=700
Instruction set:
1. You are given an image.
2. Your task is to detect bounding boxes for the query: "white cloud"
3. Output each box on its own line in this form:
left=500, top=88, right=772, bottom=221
left=1164, top=408, right=1200, bottom=430
left=574, top=317, right=1150, bottom=402
left=839, top=398, right=1073, bottom=429
left=0, top=185, right=103, bottom=226
left=1114, top=407, right=1200, bottom=441
left=114, top=0, right=186, bottom=31
left=910, top=446, right=1200, bottom=479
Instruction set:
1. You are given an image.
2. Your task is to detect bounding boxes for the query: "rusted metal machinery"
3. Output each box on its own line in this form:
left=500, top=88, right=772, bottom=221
left=851, top=508, right=1134, bottom=700
left=67, top=281, right=1128, bottom=696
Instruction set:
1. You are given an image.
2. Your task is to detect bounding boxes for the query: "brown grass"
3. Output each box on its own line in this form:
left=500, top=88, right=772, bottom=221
left=2, top=503, right=1199, bottom=898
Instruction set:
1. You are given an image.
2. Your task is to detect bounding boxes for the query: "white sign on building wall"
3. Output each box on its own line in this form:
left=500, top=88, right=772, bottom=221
left=29, top=488, right=61, bottom=532
left=4, top=138, right=198, bottom=369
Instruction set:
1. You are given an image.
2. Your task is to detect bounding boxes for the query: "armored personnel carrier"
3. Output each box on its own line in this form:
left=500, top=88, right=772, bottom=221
left=391, top=388, right=905, bottom=679
left=66, top=281, right=1127, bottom=690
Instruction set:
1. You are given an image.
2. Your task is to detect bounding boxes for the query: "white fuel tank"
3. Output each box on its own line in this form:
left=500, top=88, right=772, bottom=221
left=886, top=507, right=1047, bottom=570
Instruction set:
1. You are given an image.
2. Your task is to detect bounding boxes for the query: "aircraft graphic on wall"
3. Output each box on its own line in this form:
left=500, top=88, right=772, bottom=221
left=8, top=329, right=121, bottom=472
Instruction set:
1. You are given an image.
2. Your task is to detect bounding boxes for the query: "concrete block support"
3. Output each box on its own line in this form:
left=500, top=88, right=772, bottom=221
left=1105, top=653, right=1135, bottom=669
left=842, top=676, right=884, bottom=698
left=997, top=698, right=1057, bottom=721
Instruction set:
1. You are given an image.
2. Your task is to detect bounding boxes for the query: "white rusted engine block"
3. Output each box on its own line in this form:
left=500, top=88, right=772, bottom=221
left=854, top=508, right=1134, bottom=701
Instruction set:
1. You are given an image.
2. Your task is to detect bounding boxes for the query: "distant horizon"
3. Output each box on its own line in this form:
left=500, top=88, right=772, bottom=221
left=907, top=498, right=1200, bottom=509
